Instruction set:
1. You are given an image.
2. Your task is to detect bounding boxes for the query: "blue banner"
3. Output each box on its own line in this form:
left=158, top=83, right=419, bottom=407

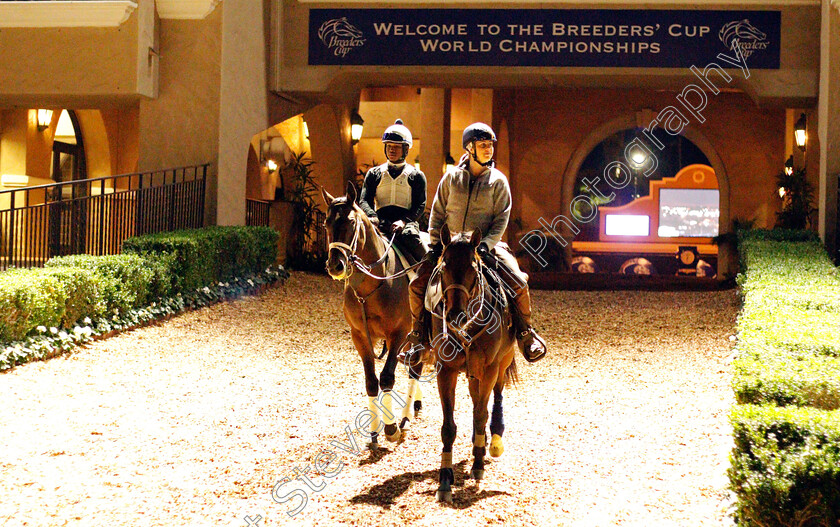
left=308, top=9, right=780, bottom=69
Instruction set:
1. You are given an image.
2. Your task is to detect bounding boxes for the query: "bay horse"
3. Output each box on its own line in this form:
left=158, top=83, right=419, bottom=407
left=430, top=225, right=518, bottom=503
left=321, top=181, right=425, bottom=448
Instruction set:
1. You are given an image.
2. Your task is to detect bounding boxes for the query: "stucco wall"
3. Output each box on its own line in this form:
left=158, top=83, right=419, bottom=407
left=138, top=10, right=222, bottom=222
left=0, top=2, right=156, bottom=105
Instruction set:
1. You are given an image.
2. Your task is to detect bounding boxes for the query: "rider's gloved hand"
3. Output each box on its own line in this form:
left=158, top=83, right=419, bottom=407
left=476, top=242, right=490, bottom=257
left=428, top=243, right=443, bottom=261
left=369, top=216, right=380, bottom=227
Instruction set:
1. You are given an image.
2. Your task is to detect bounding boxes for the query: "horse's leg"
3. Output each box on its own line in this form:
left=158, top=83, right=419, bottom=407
left=379, top=333, right=403, bottom=442
left=399, top=336, right=424, bottom=432
left=489, top=367, right=508, bottom=458
left=469, top=363, right=497, bottom=481
left=351, top=330, right=381, bottom=449
left=436, top=364, right=459, bottom=503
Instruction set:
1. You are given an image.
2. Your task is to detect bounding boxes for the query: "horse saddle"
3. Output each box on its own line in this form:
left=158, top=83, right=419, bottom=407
left=424, top=262, right=509, bottom=315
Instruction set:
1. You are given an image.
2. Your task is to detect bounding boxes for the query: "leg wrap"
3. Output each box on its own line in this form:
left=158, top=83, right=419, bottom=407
left=380, top=391, right=396, bottom=426
left=401, top=379, right=418, bottom=421
left=473, top=433, right=486, bottom=448
left=490, top=395, right=505, bottom=437
left=367, top=396, right=381, bottom=436
left=441, top=451, right=453, bottom=469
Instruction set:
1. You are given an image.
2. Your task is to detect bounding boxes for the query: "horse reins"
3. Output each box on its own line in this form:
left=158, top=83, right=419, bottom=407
left=329, top=212, right=420, bottom=360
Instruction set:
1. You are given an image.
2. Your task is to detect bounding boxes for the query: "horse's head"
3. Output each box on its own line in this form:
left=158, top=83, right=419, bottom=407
left=321, top=181, right=366, bottom=280
left=439, top=224, right=482, bottom=324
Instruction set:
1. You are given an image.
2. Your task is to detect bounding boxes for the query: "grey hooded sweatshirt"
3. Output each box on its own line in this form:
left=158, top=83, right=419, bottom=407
left=428, top=165, right=512, bottom=250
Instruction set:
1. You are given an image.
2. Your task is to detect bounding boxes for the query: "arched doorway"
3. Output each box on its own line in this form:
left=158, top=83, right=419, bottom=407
left=49, top=110, right=87, bottom=256
left=561, top=114, right=731, bottom=278
left=566, top=125, right=722, bottom=277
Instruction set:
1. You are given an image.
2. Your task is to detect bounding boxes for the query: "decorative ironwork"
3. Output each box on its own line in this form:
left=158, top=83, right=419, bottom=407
left=0, top=164, right=208, bottom=270
left=246, top=199, right=270, bottom=227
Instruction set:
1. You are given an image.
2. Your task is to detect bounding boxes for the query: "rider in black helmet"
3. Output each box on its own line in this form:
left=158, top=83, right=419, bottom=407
left=405, top=122, right=547, bottom=363
left=358, top=119, right=427, bottom=262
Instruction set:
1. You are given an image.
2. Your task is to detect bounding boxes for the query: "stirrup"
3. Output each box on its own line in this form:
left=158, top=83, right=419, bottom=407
left=517, top=328, right=547, bottom=363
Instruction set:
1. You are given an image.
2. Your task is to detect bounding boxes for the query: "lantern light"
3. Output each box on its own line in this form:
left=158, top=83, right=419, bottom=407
left=36, top=109, right=53, bottom=131
left=784, top=154, right=794, bottom=176
left=794, top=113, right=807, bottom=151
left=350, top=111, right=364, bottom=144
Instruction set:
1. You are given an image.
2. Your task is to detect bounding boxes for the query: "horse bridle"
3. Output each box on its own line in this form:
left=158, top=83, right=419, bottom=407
left=436, top=253, right=488, bottom=344
left=327, top=208, right=420, bottom=282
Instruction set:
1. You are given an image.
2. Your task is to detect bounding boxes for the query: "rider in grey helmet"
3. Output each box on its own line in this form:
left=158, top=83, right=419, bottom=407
left=405, top=122, right=547, bottom=363
left=358, top=119, right=427, bottom=262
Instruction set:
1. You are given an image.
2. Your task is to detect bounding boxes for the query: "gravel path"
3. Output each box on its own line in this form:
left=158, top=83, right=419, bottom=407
left=0, top=272, right=740, bottom=527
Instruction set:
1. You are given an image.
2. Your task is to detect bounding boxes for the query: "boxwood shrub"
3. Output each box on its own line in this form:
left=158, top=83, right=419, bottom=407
left=122, top=226, right=278, bottom=293
left=0, top=267, right=103, bottom=342
left=729, top=405, right=840, bottom=526
left=731, top=229, right=840, bottom=524
left=0, top=226, right=280, bottom=347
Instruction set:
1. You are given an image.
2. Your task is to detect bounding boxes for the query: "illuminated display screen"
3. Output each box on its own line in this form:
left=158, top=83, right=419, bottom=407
left=605, top=215, right=650, bottom=236
left=658, top=189, right=720, bottom=237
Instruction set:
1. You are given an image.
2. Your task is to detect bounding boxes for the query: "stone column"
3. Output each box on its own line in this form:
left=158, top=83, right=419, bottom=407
left=420, top=88, right=449, bottom=194
left=818, top=0, right=840, bottom=257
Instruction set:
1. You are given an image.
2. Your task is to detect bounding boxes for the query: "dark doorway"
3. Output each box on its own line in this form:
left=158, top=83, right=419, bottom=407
left=49, top=111, right=87, bottom=257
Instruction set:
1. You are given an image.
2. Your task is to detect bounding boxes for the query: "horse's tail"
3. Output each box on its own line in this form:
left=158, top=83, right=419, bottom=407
left=505, top=355, right=519, bottom=387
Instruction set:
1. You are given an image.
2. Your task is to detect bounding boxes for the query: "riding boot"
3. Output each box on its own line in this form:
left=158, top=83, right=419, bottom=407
left=510, top=287, right=547, bottom=363
left=404, top=255, right=435, bottom=351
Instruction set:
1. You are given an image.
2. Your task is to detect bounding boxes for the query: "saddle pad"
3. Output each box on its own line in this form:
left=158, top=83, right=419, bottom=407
left=424, top=263, right=510, bottom=314
left=388, top=239, right=417, bottom=283
left=424, top=267, right=443, bottom=312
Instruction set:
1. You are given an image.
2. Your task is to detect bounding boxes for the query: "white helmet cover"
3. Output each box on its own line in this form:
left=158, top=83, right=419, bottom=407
left=381, top=119, right=413, bottom=148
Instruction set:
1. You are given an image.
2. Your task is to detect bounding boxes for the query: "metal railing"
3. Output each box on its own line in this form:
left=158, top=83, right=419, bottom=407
left=0, top=164, right=208, bottom=270
left=246, top=199, right=270, bottom=227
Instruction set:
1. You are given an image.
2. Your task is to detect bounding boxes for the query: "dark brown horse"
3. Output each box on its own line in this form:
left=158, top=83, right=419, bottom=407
left=430, top=225, right=518, bottom=502
left=321, top=181, right=425, bottom=448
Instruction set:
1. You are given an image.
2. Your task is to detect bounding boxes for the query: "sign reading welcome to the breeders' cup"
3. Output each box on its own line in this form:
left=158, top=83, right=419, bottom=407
left=308, top=9, right=780, bottom=69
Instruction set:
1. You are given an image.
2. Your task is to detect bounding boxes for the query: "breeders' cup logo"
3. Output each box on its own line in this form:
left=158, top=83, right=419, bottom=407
left=719, top=19, right=768, bottom=59
left=318, top=17, right=365, bottom=57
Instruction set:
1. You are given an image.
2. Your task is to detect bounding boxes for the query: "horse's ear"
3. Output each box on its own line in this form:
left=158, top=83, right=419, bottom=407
left=320, top=185, right=335, bottom=207
left=440, top=224, right=451, bottom=246
left=345, top=181, right=358, bottom=203
left=470, top=228, right=483, bottom=250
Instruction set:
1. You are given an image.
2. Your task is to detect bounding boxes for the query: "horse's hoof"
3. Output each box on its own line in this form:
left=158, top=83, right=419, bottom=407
left=414, top=400, right=422, bottom=412
left=489, top=434, right=504, bottom=457
left=470, top=469, right=484, bottom=481
left=367, top=440, right=379, bottom=451
left=384, top=424, right=401, bottom=442
left=436, top=489, right=453, bottom=503
left=400, top=417, right=410, bottom=430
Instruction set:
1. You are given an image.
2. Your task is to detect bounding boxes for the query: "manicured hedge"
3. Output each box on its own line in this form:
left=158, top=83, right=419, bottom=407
left=729, top=405, right=840, bottom=526
left=730, top=229, right=840, bottom=525
left=0, top=267, right=103, bottom=342
left=0, top=226, right=283, bottom=365
left=121, top=226, right=278, bottom=293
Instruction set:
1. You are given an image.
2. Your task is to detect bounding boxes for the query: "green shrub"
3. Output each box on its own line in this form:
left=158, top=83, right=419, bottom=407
left=734, top=351, right=840, bottom=410
left=122, top=226, right=278, bottom=292
left=46, top=254, right=158, bottom=312
left=729, top=405, right=840, bottom=526
left=0, top=267, right=104, bottom=342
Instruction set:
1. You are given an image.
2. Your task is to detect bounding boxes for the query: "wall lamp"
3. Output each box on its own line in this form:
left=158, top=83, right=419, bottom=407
left=350, top=110, right=364, bottom=144
left=794, top=112, right=807, bottom=152
left=36, top=109, right=53, bottom=131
